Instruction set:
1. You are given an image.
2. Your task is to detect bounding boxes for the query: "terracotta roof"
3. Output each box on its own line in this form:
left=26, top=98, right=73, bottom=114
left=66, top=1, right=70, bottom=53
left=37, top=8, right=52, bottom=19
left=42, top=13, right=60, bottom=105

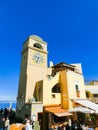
left=51, top=62, right=75, bottom=70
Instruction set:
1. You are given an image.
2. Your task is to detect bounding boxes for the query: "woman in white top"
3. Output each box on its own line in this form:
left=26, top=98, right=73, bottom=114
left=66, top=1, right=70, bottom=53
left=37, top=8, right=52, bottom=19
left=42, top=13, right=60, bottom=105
left=25, top=120, right=32, bottom=130
left=4, top=117, right=10, bottom=130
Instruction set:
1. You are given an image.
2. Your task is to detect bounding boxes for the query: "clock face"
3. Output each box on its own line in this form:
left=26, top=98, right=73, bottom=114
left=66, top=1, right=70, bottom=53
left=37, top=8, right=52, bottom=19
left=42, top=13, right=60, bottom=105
left=32, top=52, right=44, bottom=64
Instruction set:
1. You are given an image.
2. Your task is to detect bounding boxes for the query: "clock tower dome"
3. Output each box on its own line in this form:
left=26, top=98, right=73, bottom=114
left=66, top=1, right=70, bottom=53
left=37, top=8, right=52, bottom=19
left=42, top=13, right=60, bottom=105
left=17, top=35, right=48, bottom=106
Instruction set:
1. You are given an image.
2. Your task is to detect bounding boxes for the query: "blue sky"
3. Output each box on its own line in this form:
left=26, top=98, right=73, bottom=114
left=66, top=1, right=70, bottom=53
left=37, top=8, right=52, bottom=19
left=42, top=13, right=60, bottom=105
left=0, top=0, right=98, bottom=100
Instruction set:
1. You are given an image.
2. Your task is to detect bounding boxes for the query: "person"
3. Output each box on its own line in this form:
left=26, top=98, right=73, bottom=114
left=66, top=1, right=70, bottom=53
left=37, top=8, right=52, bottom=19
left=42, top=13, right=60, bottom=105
left=68, top=117, right=72, bottom=130
left=23, top=114, right=30, bottom=124
left=4, top=117, right=10, bottom=130
left=86, top=125, right=94, bottom=130
left=81, top=124, right=86, bottom=130
left=25, top=120, right=32, bottom=130
left=0, top=117, right=5, bottom=130
left=48, top=124, right=54, bottom=130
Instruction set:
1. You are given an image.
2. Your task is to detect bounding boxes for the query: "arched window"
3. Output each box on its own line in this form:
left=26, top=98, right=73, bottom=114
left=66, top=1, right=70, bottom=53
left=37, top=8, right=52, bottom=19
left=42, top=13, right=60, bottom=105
left=52, top=83, right=60, bottom=93
left=33, top=43, right=43, bottom=49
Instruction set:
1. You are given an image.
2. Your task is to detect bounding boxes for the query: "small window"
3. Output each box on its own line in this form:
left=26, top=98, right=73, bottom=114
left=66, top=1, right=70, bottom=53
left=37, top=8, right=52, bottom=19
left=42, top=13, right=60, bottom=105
left=47, top=75, right=51, bottom=80
left=75, top=85, right=79, bottom=91
left=34, top=43, right=43, bottom=49
left=52, top=94, right=55, bottom=98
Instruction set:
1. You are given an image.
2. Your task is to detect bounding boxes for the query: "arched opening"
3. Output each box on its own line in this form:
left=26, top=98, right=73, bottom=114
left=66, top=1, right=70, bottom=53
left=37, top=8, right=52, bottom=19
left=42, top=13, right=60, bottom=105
left=52, top=83, right=60, bottom=93
left=34, top=43, right=43, bottom=49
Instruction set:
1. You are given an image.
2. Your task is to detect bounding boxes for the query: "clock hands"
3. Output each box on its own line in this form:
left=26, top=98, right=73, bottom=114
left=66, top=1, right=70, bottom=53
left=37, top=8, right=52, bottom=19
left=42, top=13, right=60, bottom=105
left=32, top=52, right=44, bottom=64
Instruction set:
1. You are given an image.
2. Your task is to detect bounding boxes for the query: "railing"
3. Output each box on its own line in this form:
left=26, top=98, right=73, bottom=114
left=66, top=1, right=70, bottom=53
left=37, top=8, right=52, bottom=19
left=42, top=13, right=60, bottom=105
left=28, top=98, right=36, bottom=103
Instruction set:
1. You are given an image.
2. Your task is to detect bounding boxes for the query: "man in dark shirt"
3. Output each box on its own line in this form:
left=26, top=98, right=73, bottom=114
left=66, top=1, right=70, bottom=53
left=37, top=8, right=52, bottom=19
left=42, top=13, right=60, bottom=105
left=0, top=117, right=5, bottom=130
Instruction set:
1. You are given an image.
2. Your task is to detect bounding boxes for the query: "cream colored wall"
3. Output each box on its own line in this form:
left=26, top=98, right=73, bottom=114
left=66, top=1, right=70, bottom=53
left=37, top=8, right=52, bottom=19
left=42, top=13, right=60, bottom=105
left=66, top=70, right=86, bottom=108
left=67, top=70, right=86, bottom=99
left=42, top=72, right=61, bottom=105
left=59, top=69, right=86, bottom=109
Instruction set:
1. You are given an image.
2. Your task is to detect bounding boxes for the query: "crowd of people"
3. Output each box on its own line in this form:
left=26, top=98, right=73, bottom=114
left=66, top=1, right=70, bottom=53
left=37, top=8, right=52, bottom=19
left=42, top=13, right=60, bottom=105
left=0, top=116, right=9, bottom=130
left=48, top=118, right=94, bottom=130
left=0, top=108, right=36, bottom=130
left=0, top=108, right=15, bottom=122
left=0, top=108, right=16, bottom=130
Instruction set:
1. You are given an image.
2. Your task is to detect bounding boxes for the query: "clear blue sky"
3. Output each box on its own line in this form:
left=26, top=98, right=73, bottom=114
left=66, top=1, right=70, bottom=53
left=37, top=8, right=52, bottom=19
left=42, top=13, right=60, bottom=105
left=0, top=0, right=98, bottom=100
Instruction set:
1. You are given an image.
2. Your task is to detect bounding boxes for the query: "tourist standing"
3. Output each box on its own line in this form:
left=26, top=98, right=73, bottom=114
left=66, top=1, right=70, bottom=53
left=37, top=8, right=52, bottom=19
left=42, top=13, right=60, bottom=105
left=4, top=117, right=10, bottom=130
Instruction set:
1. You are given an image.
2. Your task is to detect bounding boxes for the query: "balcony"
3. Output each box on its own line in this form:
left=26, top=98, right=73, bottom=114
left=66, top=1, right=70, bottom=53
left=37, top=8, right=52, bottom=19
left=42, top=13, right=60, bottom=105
left=76, top=91, right=80, bottom=97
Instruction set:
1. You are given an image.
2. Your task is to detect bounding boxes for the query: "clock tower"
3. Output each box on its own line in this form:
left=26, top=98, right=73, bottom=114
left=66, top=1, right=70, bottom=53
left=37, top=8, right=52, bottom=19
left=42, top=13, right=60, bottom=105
left=17, top=35, right=48, bottom=107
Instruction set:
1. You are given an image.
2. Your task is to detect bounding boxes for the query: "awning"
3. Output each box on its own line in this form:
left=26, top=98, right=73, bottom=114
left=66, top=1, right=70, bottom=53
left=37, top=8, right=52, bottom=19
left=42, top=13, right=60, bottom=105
left=85, top=87, right=98, bottom=94
left=74, top=99, right=98, bottom=113
left=45, top=106, right=73, bottom=117
left=45, top=106, right=67, bottom=113
left=55, top=112, right=73, bottom=117
left=68, top=106, right=95, bottom=113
